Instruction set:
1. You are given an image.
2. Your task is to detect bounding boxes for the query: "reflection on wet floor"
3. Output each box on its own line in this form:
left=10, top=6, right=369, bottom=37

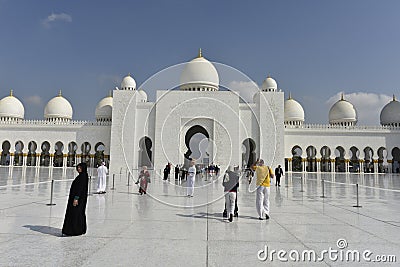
left=0, top=166, right=399, bottom=266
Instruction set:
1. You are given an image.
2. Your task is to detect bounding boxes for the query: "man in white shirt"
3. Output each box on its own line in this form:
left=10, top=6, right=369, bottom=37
left=187, top=160, right=196, bottom=197
left=97, top=162, right=108, bottom=194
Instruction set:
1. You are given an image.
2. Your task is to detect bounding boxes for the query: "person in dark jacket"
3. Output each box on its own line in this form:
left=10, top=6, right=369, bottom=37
left=222, top=165, right=239, bottom=222
left=274, top=165, right=284, bottom=186
left=62, top=163, right=89, bottom=236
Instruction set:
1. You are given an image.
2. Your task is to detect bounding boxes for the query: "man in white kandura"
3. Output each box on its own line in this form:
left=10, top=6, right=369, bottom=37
left=187, top=160, right=196, bottom=197
left=97, top=162, right=108, bottom=194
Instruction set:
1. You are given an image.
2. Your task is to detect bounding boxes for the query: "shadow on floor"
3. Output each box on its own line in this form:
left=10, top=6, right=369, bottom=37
left=176, top=212, right=225, bottom=222
left=23, top=225, right=61, bottom=237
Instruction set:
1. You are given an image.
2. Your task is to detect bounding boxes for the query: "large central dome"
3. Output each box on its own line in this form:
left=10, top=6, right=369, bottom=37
left=180, top=49, right=219, bottom=91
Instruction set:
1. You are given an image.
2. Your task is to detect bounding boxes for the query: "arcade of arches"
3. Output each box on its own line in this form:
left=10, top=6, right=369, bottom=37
left=0, top=140, right=109, bottom=168
left=286, top=145, right=400, bottom=173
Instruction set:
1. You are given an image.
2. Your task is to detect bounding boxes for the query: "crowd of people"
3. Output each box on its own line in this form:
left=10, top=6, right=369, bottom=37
left=61, top=158, right=283, bottom=235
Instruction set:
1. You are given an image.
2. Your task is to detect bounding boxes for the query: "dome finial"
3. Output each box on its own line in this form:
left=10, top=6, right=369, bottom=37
left=288, top=92, right=292, bottom=100
left=58, top=90, right=62, bottom=97
left=10, top=89, right=13, bottom=97
left=198, top=48, right=202, bottom=58
left=341, top=92, right=344, bottom=100
left=267, top=73, right=271, bottom=78
left=128, top=72, right=131, bottom=77
left=109, top=90, right=112, bottom=97
left=393, top=94, right=396, bottom=101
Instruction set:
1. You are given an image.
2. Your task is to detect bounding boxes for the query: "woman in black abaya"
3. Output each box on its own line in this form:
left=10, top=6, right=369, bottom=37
left=62, top=163, right=89, bottom=236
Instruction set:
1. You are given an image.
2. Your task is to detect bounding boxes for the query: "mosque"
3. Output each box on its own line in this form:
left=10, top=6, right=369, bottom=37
left=0, top=50, right=399, bottom=176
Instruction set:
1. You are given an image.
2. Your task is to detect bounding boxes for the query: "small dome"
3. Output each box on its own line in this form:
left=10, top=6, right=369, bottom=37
left=121, top=74, right=136, bottom=90
left=44, top=91, right=73, bottom=121
left=261, top=75, right=277, bottom=92
left=329, top=94, right=357, bottom=126
left=180, top=49, right=219, bottom=91
left=380, top=95, right=400, bottom=126
left=0, top=90, right=24, bottom=120
left=95, top=94, right=113, bottom=121
left=137, top=89, right=147, bottom=102
left=284, top=94, right=304, bottom=125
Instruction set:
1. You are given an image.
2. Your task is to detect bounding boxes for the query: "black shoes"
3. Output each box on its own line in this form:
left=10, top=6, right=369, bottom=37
left=222, top=211, right=227, bottom=218
left=228, top=214, right=233, bottom=222
left=265, top=214, right=270, bottom=220
left=234, top=212, right=238, bottom=217
left=258, top=217, right=263, bottom=220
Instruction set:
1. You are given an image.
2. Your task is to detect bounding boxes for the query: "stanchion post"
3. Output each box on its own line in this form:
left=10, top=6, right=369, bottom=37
left=111, top=174, right=115, bottom=190
left=353, top=183, right=362, bottom=208
left=299, top=176, right=304, bottom=192
left=127, top=172, right=130, bottom=186
left=46, top=179, right=56, bottom=206
left=88, top=176, right=92, bottom=195
left=320, top=179, right=326, bottom=198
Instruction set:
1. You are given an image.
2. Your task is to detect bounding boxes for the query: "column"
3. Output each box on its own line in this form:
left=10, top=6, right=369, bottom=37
left=36, top=153, right=40, bottom=167
left=359, top=160, right=364, bottom=173
left=345, top=159, right=350, bottom=173
left=9, top=153, right=14, bottom=166
left=22, top=153, right=28, bottom=166
left=63, top=154, right=67, bottom=168
left=50, top=154, right=54, bottom=167
left=288, top=158, right=292, bottom=172
left=302, top=159, right=306, bottom=172
left=331, top=159, right=335, bottom=173
left=373, top=160, right=378, bottom=174
left=316, top=158, right=321, bottom=172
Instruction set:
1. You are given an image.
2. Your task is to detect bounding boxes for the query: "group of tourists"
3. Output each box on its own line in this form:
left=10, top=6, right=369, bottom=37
left=61, top=158, right=284, bottom=235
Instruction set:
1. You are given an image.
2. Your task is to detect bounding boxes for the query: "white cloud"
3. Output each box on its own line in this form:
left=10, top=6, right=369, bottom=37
left=42, top=13, right=72, bottom=28
left=326, top=92, right=392, bottom=125
left=227, top=80, right=259, bottom=103
left=23, top=95, right=43, bottom=106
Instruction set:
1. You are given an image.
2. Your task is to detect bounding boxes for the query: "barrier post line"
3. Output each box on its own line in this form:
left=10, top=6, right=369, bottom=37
left=111, top=174, right=115, bottom=190
left=320, top=179, right=326, bottom=198
left=127, top=172, right=130, bottom=186
left=46, top=179, right=56, bottom=206
left=353, top=183, right=362, bottom=208
left=299, top=176, right=305, bottom=192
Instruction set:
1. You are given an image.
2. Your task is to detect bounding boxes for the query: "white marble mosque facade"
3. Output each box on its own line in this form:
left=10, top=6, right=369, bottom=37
left=0, top=52, right=399, bottom=175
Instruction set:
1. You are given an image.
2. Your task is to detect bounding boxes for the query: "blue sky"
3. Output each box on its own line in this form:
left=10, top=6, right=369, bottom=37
left=0, top=0, right=399, bottom=124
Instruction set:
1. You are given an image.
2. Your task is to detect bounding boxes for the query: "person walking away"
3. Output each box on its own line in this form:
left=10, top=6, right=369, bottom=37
left=163, top=164, right=169, bottom=180
left=252, top=159, right=274, bottom=220
left=174, top=165, right=179, bottom=180
left=222, top=165, right=239, bottom=222
left=62, top=163, right=89, bottom=236
left=97, top=162, right=108, bottom=193
left=187, top=161, right=196, bottom=197
left=137, top=166, right=150, bottom=195
left=275, top=165, right=283, bottom=186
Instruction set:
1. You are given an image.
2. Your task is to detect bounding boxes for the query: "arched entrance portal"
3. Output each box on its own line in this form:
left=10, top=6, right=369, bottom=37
left=138, top=137, right=153, bottom=169
left=242, top=138, right=256, bottom=169
left=184, top=125, right=210, bottom=168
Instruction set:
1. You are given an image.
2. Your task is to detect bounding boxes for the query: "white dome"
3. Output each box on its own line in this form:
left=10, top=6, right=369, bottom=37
left=95, top=95, right=113, bottom=121
left=44, top=92, right=73, bottom=121
left=329, top=94, right=357, bottom=125
left=284, top=95, right=304, bottom=124
left=121, top=74, right=136, bottom=90
left=0, top=91, right=24, bottom=120
left=180, top=49, right=219, bottom=91
left=137, top=90, right=147, bottom=102
left=380, top=95, right=400, bottom=126
left=261, top=75, right=277, bottom=92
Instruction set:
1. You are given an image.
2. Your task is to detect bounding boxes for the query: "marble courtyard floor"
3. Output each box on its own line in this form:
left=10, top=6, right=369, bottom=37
left=0, top=167, right=399, bottom=266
